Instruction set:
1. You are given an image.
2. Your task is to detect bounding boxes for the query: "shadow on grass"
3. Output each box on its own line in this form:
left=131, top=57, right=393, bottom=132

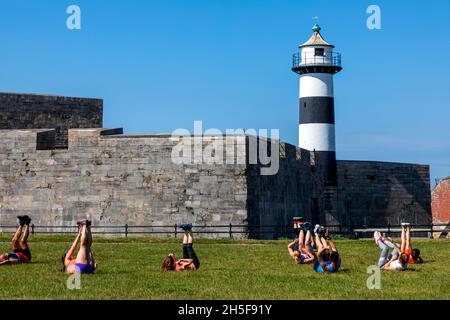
left=420, top=260, right=435, bottom=264
left=402, top=268, right=418, bottom=272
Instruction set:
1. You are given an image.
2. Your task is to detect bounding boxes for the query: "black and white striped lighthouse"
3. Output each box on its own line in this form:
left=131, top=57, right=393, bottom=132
left=292, top=23, right=342, bottom=185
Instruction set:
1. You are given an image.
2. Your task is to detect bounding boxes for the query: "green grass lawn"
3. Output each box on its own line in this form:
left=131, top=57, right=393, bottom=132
left=0, top=235, right=449, bottom=300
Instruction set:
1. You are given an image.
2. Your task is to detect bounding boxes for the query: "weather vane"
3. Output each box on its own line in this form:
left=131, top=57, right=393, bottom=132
left=313, top=16, right=319, bottom=24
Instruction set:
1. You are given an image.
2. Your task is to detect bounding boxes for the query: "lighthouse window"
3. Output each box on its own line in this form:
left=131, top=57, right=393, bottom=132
left=315, top=48, right=324, bottom=56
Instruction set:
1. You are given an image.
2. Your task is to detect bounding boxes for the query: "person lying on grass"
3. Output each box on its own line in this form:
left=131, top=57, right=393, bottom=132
left=374, top=223, right=422, bottom=271
left=288, top=225, right=315, bottom=264
left=62, top=219, right=97, bottom=274
left=312, top=225, right=341, bottom=273
left=374, top=229, right=408, bottom=271
left=374, top=230, right=399, bottom=268
left=161, top=224, right=200, bottom=271
left=0, top=216, right=32, bottom=266
left=400, top=223, right=423, bottom=264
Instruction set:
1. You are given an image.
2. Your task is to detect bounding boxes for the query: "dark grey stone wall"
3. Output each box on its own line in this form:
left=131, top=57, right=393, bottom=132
left=0, top=93, right=103, bottom=148
left=246, top=138, right=326, bottom=239
left=332, top=160, right=432, bottom=227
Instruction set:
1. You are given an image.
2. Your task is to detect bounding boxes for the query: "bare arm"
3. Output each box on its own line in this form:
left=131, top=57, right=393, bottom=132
left=287, top=240, right=298, bottom=257
left=178, top=259, right=193, bottom=266
left=0, top=258, right=19, bottom=265
left=303, top=250, right=315, bottom=264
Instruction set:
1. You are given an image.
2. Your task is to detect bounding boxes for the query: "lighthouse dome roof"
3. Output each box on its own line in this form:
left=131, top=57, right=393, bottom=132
left=299, top=24, right=334, bottom=48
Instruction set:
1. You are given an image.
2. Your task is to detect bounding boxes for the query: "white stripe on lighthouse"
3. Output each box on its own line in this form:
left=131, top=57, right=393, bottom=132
left=299, top=73, right=334, bottom=98
left=298, top=123, right=336, bottom=152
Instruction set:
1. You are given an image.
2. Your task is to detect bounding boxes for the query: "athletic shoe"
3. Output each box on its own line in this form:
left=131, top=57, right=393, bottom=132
left=17, top=216, right=25, bottom=227
left=374, top=231, right=383, bottom=245
left=179, top=224, right=193, bottom=231
left=302, top=222, right=311, bottom=231
left=77, top=219, right=90, bottom=227
left=401, top=222, right=410, bottom=228
left=22, top=216, right=32, bottom=225
left=86, top=220, right=92, bottom=227
left=314, top=224, right=321, bottom=235
left=318, top=227, right=327, bottom=237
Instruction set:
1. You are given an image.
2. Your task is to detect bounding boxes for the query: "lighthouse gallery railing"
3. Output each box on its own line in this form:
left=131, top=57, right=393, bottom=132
left=292, top=52, right=342, bottom=68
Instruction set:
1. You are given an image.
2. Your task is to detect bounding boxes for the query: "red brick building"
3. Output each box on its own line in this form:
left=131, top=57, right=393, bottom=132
left=432, top=177, right=450, bottom=224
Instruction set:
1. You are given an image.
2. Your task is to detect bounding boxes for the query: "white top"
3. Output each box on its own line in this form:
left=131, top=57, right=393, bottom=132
left=386, top=259, right=406, bottom=271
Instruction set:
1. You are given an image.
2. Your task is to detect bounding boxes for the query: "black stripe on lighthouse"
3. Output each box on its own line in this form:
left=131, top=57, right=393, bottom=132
left=299, top=97, right=335, bottom=124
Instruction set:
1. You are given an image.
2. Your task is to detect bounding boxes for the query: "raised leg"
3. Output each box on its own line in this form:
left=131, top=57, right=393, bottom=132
left=305, top=230, right=314, bottom=253
left=186, top=230, right=199, bottom=269
left=66, top=232, right=81, bottom=262
left=320, top=236, right=328, bottom=249
left=11, top=226, right=23, bottom=251
left=75, top=225, right=89, bottom=265
left=328, top=239, right=337, bottom=252
left=405, top=226, right=411, bottom=251
left=86, top=227, right=95, bottom=265
left=378, top=242, right=389, bottom=267
left=182, top=232, right=189, bottom=245
left=186, top=230, right=193, bottom=244
left=315, top=233, right=324, bottom=251
left=401, top=225, right=407, bottom=252
left=298, top=229, right=305, bottom=249
left=20, top=224, right=30, bottom=250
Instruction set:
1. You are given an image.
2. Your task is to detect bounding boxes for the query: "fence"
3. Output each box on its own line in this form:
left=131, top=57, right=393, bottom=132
left=0, top=223, right=449, bottom=239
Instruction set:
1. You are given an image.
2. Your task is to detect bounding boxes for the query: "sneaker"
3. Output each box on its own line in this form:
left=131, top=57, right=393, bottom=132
left=318, top=227, right=327, bottom=237
left=77, top=219, right=89, bottom=226
left=314, top=224, right=321, bottom=235
left=301, top=222, right=312, bottom=232
left=86, top=220, right=92, bottom=227
left=22, top=216, right=32, bottom=225
left=17, top=216, right=25, bottom=227
left=179, top=224, right=193, bottom=231
left=374, top=231, right=383, bottom=245
left=401, top=222, right=410, bottom=228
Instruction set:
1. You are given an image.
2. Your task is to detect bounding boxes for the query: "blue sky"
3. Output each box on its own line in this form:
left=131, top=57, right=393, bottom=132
left=0, top=0, right=449, bottom=186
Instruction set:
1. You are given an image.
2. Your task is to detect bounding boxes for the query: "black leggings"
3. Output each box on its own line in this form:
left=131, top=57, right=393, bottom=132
left=183, top=244, right=200, bottom=269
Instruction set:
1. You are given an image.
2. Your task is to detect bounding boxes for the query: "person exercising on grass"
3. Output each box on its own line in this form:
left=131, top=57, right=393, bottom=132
left=62, top=219, right=97, bottom=274
left=374, top=222, right=421, bottom=271
left=312, top=225, right=341, bottom=273
left=288, top=223, right=315, bottom=264
left=0, top=216, right=32, bottom=266
left=400, top=223, right=423, bottom=264
left=161, top=224, right=200, bottom=271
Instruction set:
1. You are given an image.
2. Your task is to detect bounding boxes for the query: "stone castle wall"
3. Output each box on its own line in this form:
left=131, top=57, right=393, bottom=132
left=0, top=129, right=249, bottom=236
left=0, top=93, right=434, bottom=238
left=332, top=160, right=432, bottom=227
left=0, top=93, right=103, bottom=148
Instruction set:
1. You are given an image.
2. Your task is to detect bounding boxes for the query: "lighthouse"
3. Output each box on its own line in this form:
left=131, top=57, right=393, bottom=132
left=292, top=23, right=342, bottom=185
